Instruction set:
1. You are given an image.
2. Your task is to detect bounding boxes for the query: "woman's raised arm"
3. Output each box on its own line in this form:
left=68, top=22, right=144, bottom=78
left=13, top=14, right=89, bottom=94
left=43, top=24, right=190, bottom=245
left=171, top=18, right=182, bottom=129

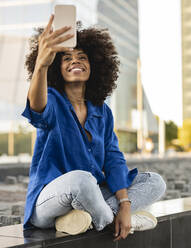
left=27, top=14, right=73, bottom=113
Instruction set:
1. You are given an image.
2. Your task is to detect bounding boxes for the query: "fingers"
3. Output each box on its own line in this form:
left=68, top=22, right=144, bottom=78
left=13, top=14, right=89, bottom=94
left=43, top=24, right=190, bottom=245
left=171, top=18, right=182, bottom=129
left=114, top=220, right=119, bottom=238
left=43, top=14, right=54, bottom=35
left=49, top=26, right=72, bottom=39
left=113, top=230, right=129, bottom=241
left=49, top=33, right=74, bottom=47
left=51, top=45, right=74, bottom=53
left=121, top=226, right=130, bottom=239
left=49, top=27, right=53, bottom=35
left=113, top=224, right=131, bottom=242
left=113, top=220, right=120, bottom=241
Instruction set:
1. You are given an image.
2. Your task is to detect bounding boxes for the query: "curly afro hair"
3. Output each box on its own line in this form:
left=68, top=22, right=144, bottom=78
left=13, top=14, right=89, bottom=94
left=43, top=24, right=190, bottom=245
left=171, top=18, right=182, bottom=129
left=25, top=22, right=120, bottom=106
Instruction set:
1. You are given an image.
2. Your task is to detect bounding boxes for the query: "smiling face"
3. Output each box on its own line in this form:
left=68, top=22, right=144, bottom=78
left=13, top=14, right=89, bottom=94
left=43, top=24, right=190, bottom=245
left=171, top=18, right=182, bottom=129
left=60, top=49, right=91, bottom=83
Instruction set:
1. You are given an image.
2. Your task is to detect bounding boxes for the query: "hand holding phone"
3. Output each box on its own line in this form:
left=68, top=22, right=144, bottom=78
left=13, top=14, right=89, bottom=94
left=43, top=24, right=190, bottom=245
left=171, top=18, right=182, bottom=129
left=36, top=15, right=74, bottom=68
left=53, top=5, right=76, bottom=48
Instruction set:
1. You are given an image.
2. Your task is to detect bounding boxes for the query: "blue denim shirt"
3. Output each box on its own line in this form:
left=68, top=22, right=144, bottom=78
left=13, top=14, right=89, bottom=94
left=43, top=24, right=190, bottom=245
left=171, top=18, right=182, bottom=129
left=21, top=86, right=138, bottom=230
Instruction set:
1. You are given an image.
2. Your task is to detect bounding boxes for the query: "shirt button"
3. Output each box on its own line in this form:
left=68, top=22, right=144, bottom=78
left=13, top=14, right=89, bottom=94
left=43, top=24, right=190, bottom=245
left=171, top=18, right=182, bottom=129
left=90, top=164, right=94, bottom=169
left=88, top=148, right=91, bottom=152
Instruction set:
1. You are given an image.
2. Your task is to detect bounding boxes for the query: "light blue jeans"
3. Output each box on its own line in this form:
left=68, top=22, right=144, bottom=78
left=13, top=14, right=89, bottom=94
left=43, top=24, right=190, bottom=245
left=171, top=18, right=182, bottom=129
left=30, top=170, right=166, bottom=231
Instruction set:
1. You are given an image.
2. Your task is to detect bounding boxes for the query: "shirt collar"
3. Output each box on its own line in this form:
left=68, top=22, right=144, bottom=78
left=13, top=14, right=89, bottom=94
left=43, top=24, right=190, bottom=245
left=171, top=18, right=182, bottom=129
left=62, top=90, right=103, bottom=118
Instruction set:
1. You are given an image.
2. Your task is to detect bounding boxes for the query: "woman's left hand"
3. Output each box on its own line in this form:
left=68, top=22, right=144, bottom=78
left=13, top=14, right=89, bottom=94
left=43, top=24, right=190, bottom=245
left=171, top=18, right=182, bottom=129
left=113, top=202, right=131, bottom=242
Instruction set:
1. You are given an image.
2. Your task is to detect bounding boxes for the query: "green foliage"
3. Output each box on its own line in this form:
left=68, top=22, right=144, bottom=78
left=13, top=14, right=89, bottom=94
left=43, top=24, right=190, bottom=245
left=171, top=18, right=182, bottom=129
left=0, top=133, right=8, bottom=155
left=0, top=129, right=32, bottom=156
left=14, top=132, right=31, bottom=155
left=117, top=130, right=137, bottom=153
left=165, top=120, right=178, bottom=146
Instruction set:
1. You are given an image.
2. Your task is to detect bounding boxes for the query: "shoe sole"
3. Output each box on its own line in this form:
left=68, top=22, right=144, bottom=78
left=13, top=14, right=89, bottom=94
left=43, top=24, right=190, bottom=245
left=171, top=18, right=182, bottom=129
left=55, top=209, right=92, bottom=235
left=130, top=210, right=158, bottom=233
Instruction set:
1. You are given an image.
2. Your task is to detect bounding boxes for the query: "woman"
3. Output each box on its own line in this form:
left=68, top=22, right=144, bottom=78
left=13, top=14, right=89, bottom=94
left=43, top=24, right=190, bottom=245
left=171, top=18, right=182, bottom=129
left=22, top=14, right=166, bottom=242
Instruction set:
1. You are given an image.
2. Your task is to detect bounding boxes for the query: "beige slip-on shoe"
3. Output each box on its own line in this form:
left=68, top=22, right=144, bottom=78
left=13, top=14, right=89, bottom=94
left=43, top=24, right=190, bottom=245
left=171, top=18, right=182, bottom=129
left=130, top=210, right=158, bottom=234
left=55, top=209, right=93, bottom=235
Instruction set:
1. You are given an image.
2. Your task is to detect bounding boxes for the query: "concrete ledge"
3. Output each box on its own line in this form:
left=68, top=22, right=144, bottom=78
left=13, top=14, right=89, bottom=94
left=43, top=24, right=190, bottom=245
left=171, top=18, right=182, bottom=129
left=1, top=197, right=191, bottom=248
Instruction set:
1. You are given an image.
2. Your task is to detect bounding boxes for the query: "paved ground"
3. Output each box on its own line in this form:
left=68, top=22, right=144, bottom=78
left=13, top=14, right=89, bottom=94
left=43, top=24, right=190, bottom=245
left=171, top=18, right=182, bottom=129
left=0, top=182, right=26, bottom=226
left=0, top=191, right=25, bottom=203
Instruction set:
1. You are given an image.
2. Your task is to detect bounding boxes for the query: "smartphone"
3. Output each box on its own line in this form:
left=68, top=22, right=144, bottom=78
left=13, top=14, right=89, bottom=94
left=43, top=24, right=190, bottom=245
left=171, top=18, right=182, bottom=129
left=53, top=5, right=76, bottom=48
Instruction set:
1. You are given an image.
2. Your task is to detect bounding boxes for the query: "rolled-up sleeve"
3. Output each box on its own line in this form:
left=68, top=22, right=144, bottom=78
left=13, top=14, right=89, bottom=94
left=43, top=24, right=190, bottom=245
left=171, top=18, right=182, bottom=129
left=103, top=105, right=137, bottom=193
left=21, top=93, right=56, bottom=129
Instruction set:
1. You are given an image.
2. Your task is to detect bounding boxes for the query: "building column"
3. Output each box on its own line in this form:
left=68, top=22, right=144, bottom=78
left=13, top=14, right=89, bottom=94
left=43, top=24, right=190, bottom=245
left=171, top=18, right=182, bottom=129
left=158, top=117, right=165, bottom=155
left=137, top=58, right=144, bottom=152
left=8, top=121, right=14, bottom=156
left=31, top=129, right=36, bottom=156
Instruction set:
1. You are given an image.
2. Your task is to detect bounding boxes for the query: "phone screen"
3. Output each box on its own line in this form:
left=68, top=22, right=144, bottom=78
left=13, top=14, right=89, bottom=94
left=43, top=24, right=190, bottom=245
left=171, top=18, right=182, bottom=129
left=53, top=5, right=76, bottom=48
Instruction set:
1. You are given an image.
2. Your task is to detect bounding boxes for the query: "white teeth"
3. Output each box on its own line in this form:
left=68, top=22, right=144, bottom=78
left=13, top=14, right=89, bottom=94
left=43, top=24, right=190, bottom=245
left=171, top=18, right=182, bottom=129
left=70, top=68, right=83, bottom=72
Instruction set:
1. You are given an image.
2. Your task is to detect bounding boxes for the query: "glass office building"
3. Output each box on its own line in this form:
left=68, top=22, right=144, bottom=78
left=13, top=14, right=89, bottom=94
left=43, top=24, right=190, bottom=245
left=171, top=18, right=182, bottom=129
left=182, top=0, right=191, bottom=120
left=178, top=0, right=191, bottom=148
left=97, top=0, right=158, bottom=152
